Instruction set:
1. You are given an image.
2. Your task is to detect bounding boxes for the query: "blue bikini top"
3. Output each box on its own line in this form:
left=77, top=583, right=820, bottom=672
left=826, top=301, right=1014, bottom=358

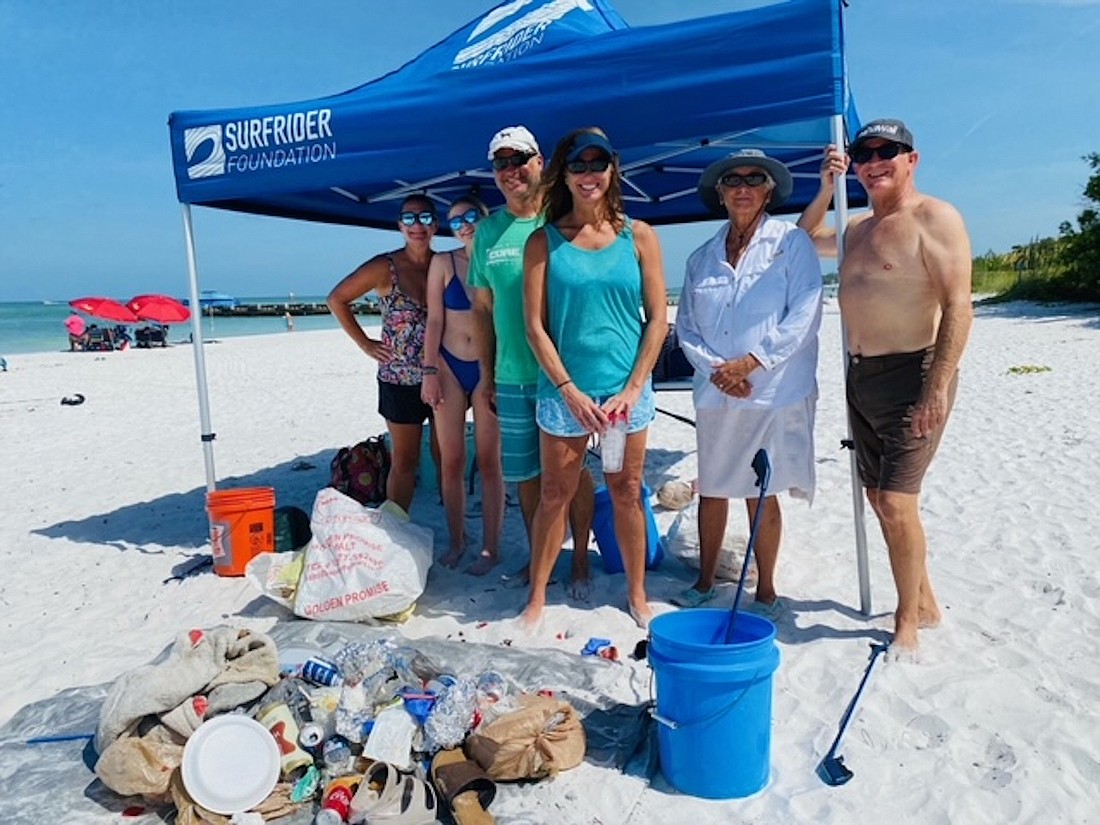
left=442, top=251, right=472, bottom=311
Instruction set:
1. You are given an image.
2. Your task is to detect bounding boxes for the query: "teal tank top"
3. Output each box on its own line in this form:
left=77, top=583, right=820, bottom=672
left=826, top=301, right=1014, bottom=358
left=539, top=220, right=646, bottom=399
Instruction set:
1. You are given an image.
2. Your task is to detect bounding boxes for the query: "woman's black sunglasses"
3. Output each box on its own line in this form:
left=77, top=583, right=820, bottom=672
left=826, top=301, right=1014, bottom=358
left=850, top=143, right=910, bottom=164
left=448, top=209, right=482, bottom=232
left=719, top=172, right=768, bottom=188
left=491, top=153, right=534, bottom=171
left=400, top=211, right=436, bottom=226
left=566, top=158, right=611, bottom=175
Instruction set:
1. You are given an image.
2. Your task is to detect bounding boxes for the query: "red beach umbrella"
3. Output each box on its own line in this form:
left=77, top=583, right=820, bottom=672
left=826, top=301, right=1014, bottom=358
left=127, top=294, right=191, bottom=324
left=69, top=296, right=139, bottom=324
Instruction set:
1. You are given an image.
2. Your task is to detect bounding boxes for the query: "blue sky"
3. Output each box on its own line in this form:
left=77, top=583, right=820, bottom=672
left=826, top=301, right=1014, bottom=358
left=1, top=0, right=1097, bottom=302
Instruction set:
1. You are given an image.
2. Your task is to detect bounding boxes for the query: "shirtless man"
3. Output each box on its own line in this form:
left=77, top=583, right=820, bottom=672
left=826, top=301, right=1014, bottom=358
left=798, top=119, right=972, bottom=655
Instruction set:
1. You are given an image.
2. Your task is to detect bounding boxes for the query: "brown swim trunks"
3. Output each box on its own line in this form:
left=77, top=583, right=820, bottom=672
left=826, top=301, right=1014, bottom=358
left=845, top=348, right=957, bottom=494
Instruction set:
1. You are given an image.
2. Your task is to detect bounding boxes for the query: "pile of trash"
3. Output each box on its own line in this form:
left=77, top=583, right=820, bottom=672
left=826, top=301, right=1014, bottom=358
left=92, top=626, right=585, bottom=824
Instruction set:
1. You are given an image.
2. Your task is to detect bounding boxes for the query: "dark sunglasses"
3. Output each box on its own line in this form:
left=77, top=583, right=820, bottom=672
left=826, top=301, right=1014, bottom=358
left=719, top=172, right=769, bottom=188
left=566, top=157, right=611, bottom=175
left=399, top=211, right=436, bottom=226
left=491, top=153, right=534, bottom=171
left=448, top=209, right=482, bottom=232
left=850, top=143, right=910, bottom=164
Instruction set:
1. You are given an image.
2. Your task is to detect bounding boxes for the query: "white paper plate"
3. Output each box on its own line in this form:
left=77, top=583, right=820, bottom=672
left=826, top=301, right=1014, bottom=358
left=181, top=714, right=281, bottom=815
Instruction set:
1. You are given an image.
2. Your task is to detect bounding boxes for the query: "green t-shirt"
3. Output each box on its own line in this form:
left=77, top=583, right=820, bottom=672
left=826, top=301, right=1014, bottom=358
left=468, top=209, right=543, bottom=385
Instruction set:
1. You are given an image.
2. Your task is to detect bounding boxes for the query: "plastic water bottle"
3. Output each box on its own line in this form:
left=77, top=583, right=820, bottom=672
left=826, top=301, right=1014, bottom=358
left=422, top=677, right=477, bottom=753
left=601, top=413, right=627, bottom=473
left=475, top=671, right=506, bottom=704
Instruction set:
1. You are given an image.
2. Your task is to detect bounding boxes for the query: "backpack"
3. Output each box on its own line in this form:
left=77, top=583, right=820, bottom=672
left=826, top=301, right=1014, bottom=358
left=329, top=435, right=391, bottom=506
left=652, top=323, right=694, bottom=383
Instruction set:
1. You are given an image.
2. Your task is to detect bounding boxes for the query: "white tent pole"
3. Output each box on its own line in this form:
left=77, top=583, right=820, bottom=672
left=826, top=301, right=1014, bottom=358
left=181, top=204, right=218, bottom=493
left=830, top=115, right=872, bottom=616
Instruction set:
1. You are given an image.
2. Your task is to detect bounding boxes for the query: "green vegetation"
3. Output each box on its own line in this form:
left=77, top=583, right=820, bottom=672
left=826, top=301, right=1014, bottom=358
left=1006, top=365, right=1052, bottom=375
left=975, top=153, right=1100, bottom=303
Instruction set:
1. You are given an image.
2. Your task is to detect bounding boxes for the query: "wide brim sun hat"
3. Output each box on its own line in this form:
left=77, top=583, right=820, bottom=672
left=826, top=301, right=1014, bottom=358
left=698, top=149, right=794, bottom=214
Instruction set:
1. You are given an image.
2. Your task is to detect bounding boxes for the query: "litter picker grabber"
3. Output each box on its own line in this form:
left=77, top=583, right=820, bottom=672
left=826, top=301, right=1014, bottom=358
left=816, top=641, right=889, bottom=785
left=715, top=448, right=771, bottom=644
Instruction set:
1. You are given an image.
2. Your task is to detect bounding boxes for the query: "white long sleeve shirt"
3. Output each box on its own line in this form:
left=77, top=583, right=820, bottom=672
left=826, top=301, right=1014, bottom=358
left=676, top=218, right=823, bottom=410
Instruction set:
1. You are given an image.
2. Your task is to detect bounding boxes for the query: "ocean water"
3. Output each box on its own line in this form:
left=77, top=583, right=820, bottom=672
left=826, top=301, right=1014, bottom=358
left=0, top=289, right=683, bottom=357
left=0, top=296, right=346, bottom=356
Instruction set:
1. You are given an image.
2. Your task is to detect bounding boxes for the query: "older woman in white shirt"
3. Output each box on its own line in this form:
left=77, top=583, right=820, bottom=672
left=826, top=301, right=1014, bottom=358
left=674, top=149, right=823, bottom=614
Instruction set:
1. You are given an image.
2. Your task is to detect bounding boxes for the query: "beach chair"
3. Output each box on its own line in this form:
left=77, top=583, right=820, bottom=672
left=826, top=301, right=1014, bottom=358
left=652, top=324, right=695, bottom=427
left=85, top=325, right=113, bottom=351
left=148, top=325, right=168, bottom=347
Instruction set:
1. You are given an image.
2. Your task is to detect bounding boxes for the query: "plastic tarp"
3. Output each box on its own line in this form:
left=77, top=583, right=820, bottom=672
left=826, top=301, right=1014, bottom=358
left=168, top=0, right=865, bottom=227
left=0, top=621, right=652, bottom=824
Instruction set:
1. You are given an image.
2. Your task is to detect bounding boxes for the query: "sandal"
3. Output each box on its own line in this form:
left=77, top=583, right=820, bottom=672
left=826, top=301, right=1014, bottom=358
left=670, top=586, right=717, bottom=608
left=431, top=748, right=496, bottom=825
left=364, top=773, right=439, bottom=825
left=349, top=761, right=402, bottom=822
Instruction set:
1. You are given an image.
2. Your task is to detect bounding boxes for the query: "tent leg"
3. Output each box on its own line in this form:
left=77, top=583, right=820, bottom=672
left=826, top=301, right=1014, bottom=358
left=830, top=115, right=872, bottom=617
left=181, top=204, right=218, bottom=493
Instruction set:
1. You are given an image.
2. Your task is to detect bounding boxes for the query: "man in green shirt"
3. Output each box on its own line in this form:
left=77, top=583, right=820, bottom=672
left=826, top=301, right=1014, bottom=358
left=469, top=125, right=593, bottom=597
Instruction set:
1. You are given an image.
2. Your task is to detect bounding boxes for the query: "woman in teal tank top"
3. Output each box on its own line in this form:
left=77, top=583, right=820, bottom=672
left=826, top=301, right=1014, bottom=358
left=519, top=127, right=669, bottom=631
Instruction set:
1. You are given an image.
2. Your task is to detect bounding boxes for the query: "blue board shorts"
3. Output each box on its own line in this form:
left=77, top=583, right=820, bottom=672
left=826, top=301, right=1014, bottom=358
left=495, top=382, right=541, bottom=483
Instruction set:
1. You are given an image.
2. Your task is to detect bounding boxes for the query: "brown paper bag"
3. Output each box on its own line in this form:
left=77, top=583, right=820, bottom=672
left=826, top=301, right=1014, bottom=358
left=465, top=694, right=586, bottom=781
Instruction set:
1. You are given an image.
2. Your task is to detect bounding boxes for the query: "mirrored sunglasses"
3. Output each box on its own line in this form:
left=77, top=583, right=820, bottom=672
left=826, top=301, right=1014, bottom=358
left=566, top=158, right=611, bottom=175
left=491, top=153, right=534, bottom=171
left=719, top=172, right=768, bottom=188
left=448, top=209, right=482, bottom=232
left=850, top=143, right=909, bottom=164
left=399, top=211, right=436, bottom=226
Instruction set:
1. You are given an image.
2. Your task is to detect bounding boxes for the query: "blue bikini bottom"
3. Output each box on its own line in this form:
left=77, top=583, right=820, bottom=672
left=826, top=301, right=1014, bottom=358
left=441, top=347, right=481, bottom=396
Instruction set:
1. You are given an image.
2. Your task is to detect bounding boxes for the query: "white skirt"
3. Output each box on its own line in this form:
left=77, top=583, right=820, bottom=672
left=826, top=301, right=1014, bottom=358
left=695, top=394, right=817, bottom=503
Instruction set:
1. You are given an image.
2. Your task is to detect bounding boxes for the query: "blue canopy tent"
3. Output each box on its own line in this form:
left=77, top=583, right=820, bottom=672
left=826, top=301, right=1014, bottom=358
left=168, top=0, right=872, bottom=612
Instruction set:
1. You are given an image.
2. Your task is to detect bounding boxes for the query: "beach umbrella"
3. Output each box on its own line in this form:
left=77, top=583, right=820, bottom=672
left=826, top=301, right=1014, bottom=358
left=68, top=296, right=139, bottom=324
left=127, top=294, right=191, bottom=324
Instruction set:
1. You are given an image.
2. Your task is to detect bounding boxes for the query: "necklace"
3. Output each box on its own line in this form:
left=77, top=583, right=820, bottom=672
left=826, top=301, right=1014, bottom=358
left=725, top=206, right=767, bottom=264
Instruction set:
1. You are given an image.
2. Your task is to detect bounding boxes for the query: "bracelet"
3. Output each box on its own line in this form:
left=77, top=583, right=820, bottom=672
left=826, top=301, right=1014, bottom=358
left=421, top=365, right=439, bottom=375
left=555, top=378, right=573, bottom=390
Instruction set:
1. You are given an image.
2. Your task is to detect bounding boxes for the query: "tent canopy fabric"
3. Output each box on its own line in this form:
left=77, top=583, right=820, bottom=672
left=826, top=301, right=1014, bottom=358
left=168, top=0, right=865, bottom=229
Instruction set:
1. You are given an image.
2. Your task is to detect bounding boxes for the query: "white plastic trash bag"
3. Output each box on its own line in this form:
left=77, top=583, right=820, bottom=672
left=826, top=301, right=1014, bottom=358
left=665, top=500, right=756, bottom=584
left=247, top=488, right=433, bottom=620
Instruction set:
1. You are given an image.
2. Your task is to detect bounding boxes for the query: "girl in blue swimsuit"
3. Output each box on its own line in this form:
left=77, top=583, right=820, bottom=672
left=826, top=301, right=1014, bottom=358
left=422, top=196, right=505, bottom=574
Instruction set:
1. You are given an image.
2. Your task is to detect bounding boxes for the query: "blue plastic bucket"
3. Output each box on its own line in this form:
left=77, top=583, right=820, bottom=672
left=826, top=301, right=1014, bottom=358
left=648, top=609, right=779, bottom=798
left=592, top=484, right=663, bottom=573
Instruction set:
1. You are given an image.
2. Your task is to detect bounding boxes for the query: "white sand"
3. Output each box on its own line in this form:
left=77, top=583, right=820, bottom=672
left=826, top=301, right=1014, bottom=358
left=1, top=300, right=1097, bottom=822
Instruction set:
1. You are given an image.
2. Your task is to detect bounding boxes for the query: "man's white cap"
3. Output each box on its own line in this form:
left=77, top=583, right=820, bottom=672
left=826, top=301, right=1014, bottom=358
left=487, top=125, right=540, bottom=160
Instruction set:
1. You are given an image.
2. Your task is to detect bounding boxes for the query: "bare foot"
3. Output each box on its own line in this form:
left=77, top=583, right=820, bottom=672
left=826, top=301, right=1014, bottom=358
left=890, top=613, right=921, bottom=660
left=919, top=605, right=942, bottom=629
left=501, top=564, right=532, bottom=589
left=919, top=594, right=942, bottom=628
left=567, top=575, right=592, bottom=603
left=885, top=641, right=921, bottom=664
left=440, top=545, right=465, bottom=569
left=516, top=604, right=544, bottom=634
left=466, top=550, right=499, bottom=577
left=628, top=601, right=654, bottom=630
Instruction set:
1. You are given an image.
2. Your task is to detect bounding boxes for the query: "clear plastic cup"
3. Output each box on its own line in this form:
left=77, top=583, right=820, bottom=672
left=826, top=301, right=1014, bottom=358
left=601, top=413, right=627, bottom=473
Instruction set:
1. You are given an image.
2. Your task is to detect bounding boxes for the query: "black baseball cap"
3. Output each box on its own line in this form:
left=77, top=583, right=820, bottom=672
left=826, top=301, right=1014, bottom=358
left=851, top=119, right=914, bottom=150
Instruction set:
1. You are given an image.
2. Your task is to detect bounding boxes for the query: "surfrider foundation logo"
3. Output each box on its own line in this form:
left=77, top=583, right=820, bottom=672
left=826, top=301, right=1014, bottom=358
left=455, top=0, right=594, bottom=68
left=183, top=109, right=337, bottom=180
left=185, top=125, right=225, bottom=179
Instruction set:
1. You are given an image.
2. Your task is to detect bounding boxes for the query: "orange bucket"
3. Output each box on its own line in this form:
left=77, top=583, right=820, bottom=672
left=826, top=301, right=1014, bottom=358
left=206, top=487, right=276, bottom=576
